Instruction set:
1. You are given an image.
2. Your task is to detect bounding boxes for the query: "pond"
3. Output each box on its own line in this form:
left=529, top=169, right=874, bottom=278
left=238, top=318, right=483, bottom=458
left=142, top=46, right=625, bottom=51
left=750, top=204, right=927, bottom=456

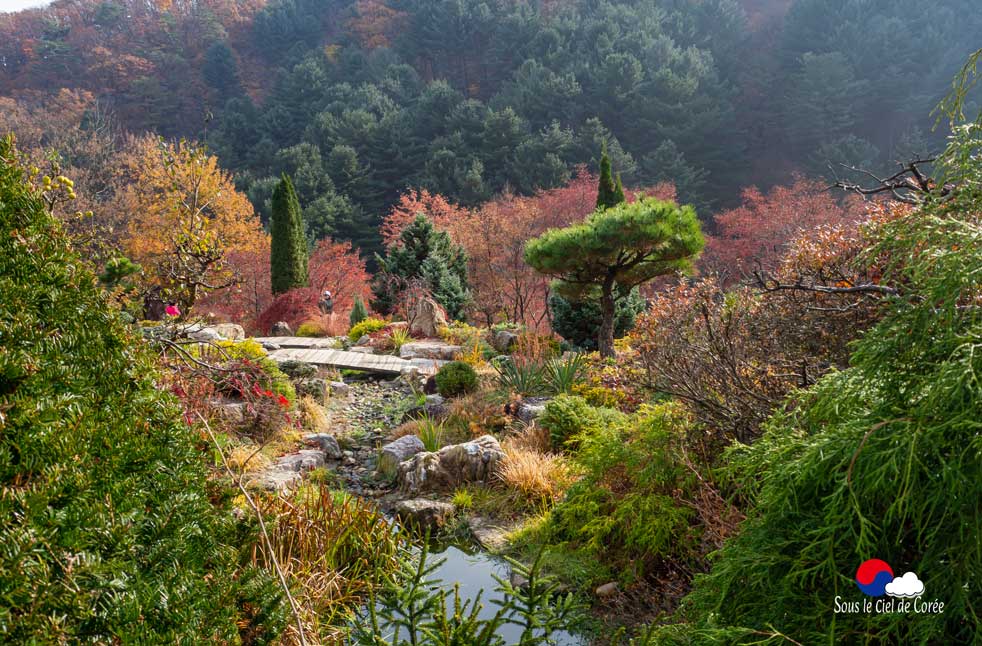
left=364, top=538, right=586, bottom=645
left=427, top=542, right=586, bottom=645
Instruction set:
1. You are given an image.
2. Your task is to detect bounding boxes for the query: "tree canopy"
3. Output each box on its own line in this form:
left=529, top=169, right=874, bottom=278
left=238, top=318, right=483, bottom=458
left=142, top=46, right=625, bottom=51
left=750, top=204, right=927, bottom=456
left=525, top=197, right=704, bottom=356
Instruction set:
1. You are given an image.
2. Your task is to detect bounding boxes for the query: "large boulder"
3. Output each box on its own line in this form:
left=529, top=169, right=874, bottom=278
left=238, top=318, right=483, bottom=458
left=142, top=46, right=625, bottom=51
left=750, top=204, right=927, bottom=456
left=399, top=341, right=462, bottom=361
left=408, top=297, right=448, bottom=338
left=492, top=330, right=520, bottom=353
left=271, top=321, right=293, bottom=336
left=377, top=435, right=426, bottom=478
left=213, top=323, right=245, bottom=340
left=394, top=499, right=456, bottom=533
left=401, top=394, right=450, bottom=423
left=397, top=435, right=505, bottom=494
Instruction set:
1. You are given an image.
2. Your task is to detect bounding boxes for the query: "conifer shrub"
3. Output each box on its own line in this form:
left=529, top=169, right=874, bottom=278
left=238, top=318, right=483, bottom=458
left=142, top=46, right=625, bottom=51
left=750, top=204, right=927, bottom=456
left=349, top=295, right=369, bottom=327
left=548, top=288, right=646, bottom=352
left=539, top=394, right=625, bottom=450
left=434, top=361, right=479, bottom=398
left=543, top=404, right=703, bottom=581
left=348, top=317, right=387, bottom=342
left=647, top=200, right=982, bottom=645
left=0, top=137, right=286, bottom=642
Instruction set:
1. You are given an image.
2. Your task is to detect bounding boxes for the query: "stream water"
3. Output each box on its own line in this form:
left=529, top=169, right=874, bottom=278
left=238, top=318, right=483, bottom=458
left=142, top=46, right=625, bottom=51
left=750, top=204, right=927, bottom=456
left=425, top=541, right=586, bottom=646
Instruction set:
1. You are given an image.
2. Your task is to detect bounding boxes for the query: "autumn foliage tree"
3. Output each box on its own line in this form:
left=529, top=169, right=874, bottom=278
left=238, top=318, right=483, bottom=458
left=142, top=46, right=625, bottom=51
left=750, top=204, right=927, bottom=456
left=378, top=172, right=675, bottom=331
left=702, top=176, right=863, bottom=282
left=121, top=136, right=265, bottom=313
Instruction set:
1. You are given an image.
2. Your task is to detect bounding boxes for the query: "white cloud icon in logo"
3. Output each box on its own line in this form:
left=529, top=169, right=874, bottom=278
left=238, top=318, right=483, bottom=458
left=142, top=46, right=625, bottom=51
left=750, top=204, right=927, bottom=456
left=885, top=572, right=925, bottom=598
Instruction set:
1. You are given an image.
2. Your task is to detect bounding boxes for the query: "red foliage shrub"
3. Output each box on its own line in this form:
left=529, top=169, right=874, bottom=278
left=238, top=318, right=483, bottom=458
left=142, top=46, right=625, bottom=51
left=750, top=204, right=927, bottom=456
left=308, top=237, right=372, bottom=313
left=701, top=176, right=864, bottom=283
left=255, top=288, right=321, bottom=335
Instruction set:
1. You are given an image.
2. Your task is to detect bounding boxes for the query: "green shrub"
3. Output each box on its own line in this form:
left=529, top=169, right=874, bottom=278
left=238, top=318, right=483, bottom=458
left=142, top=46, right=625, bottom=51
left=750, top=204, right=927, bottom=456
left=0, top=137, right=286, bottom=642
left=296, top=320, right=327, bottom=337
left=349, top=296, right=368, bottom=327
left=348, top=317, right=387, bottom=342
left=548, top=287, right=645, bottom=352
left=434, top=361, right=479, bottom=398
left=539, top=394, right=624, bottom=450
left=649, top=200, right=982, bottom=644
left=544, top=404, right=699, bottom=581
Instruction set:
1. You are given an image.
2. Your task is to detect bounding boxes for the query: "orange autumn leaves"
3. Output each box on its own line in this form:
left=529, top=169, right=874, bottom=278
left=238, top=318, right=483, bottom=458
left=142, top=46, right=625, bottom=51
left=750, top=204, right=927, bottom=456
left=121, top=136, right=266, bottom=310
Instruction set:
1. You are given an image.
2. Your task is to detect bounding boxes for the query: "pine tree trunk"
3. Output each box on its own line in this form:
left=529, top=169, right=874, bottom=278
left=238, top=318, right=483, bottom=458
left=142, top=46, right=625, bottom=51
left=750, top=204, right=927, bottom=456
left=598, top=275, right=617, bottom=358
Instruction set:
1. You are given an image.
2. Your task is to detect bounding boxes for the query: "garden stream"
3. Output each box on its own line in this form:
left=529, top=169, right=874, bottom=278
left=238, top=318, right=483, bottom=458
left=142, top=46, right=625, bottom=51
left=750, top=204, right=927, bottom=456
left=327, top=375, right=586, bottom=645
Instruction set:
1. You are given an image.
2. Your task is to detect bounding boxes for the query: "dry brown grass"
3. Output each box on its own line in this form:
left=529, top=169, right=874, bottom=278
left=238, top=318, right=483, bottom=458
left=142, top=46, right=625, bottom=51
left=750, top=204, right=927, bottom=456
left=298, top=395, right=331, bottom=434
left=255, top=487, right=402, bottom=645
left=506, top=422, right=552, bottom=453
left=227, top=444, right=273, bottom=474
left=497, top=442, right=577, bottom=507
left=446, top=392, right=509, bottom=438
left=388, top=419, right=422, bottom=441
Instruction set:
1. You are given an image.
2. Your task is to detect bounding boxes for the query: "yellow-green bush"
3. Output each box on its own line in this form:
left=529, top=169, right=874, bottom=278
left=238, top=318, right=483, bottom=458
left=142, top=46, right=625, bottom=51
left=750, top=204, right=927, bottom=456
left=348, top=317, right=387, bottom=341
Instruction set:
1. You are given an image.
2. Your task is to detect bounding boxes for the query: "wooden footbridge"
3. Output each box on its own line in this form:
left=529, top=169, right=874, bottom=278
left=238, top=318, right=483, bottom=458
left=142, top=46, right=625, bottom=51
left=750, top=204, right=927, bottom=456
left=254, top=337, right=438, bottom=375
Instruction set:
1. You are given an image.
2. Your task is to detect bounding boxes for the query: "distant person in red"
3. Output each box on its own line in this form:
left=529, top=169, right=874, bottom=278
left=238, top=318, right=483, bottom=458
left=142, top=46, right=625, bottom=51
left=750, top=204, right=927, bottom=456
left=318, top=289, right=334, bottom=314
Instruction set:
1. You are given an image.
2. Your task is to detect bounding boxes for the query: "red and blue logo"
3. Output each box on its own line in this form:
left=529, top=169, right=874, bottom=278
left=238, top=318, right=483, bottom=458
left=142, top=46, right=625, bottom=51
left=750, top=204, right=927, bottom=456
left=855, top=559, right=894, bottom=597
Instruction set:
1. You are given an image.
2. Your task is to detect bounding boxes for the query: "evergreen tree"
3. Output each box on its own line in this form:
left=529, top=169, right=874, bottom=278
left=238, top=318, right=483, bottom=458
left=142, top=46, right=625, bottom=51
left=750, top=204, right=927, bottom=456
left=349, top=295, right=368, bottom=327
left=595, top=147, right=619, bottom=210
left=526, top=198, right=704, bottom=357
left=371, top=215, right=470, bottom=320
left=269, top=174, right=308, bottom=295
left=549, top=287, right=645, bottom=352
left=613, top=172, right=625, bottom=204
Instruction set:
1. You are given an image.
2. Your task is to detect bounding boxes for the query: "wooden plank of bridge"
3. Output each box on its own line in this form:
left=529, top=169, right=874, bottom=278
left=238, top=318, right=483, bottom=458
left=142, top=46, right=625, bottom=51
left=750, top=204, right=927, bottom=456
left=265, top=346, right=411, bottom=375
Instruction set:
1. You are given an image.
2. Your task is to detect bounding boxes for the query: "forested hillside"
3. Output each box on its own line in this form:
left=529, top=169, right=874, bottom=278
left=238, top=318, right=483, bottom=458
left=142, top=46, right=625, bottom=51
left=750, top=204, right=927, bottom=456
left=3, top=0, right=979, bottom=254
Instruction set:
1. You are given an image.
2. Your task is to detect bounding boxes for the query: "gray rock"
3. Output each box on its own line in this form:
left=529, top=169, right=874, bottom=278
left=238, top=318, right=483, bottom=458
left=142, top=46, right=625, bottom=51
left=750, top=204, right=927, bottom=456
left=275, top=449, right=325, bottom=473
left=399, top=341, right=462, bottom=361
left=509, top=571, right=529, bottom=591
left=261, top=341, right=281, bottom=351
left=304, top=433, right=342, bottom=459
left=213, top=323, right=245, bottom=340
left=378, top=435, right=426, bottom=478
left=425, top=394, right=446, bottom=406
left=408, top=297, right=448, bottom=338
left=329, top=381, right=351, bottom=396
left=407, top=357, right=448, bottom=375
left=513, top=397, right=550, bottom=423
left=349, top=346, right=375, bottom=354
left=295, top=377, right=328, bottom=403
left=595, top=582, right=619, bottom=599
left=492, top=330, right=520, bottom=353
left=468, top=517, right=514, bottom=552
left=397, top=435, right=506, bottom=494
left=188, top=327, right=223, bottom=342
left=394, top=499, right=456, bottom=533
left=401, top=395, right=450, bottom=423
left=213, top=401, right=246, bottom=425
left=253, top=469, right=302, bottom=493
left=271, top=321, right=293, bottom=336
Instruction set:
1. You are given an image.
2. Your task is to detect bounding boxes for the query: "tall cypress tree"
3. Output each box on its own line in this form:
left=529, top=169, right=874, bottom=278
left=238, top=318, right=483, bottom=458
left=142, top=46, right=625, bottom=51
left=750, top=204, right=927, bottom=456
left=596, top=147, right=620, bottom=210
left=270, top=174, right=308, bottom=295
